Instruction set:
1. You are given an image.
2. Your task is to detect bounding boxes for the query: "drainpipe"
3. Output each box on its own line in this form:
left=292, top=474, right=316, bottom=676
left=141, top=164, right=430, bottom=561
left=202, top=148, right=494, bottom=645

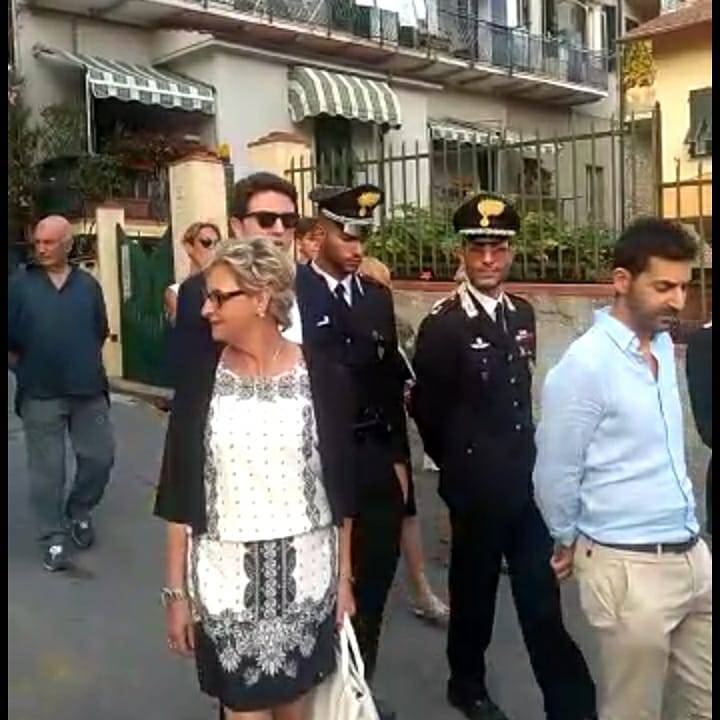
left=69, top=16, right=95, bottom=154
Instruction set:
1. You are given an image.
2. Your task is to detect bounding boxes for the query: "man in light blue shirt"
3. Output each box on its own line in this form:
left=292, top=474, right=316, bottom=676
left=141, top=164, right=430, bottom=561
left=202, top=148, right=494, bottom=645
left=534, top=218, right=711, bottom=720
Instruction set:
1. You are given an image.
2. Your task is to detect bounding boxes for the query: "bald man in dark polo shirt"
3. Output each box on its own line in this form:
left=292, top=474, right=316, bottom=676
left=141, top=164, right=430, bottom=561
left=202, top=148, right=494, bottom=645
left=8, top=216, right=115, bottom=573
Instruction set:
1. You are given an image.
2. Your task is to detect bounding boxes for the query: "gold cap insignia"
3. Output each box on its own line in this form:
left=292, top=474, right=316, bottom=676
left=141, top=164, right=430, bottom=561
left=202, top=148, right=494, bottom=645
left=357, top=191, right=381, bottom=217
left=477, top=198, right=505, bottom=228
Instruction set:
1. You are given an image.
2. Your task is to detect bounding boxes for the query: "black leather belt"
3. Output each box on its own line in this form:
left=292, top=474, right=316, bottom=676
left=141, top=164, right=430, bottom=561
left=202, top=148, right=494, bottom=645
left=597, top=535, right=699, bottom=555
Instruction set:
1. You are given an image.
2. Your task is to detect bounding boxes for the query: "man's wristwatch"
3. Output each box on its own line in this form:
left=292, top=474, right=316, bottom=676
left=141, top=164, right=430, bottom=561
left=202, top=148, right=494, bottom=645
left=160, top=587, right=188, bottom=607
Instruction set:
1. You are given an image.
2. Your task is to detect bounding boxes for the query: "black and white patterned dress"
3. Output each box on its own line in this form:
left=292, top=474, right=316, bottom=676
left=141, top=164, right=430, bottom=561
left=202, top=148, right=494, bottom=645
left=188, top=358, right=337, bottom=711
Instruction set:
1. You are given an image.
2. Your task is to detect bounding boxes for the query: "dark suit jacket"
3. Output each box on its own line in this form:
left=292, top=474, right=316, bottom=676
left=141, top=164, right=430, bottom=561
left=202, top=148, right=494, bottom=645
left=154, top=345, right=357, bottom=533
left=166, top=272, right=221, bottom=393
left=686, top=324, right=712, bottom=533
left=687, top=325, right=712, bottom=449
left=295, top=264, right=411, bottom=482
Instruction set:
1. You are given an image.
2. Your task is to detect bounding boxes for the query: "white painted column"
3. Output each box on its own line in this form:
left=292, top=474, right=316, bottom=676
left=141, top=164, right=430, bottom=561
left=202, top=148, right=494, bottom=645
left=530, top=0, right=543, bottom=36
left=95, top=204, right=125, bottom=378
left=590, top=5, right=604, bottom=51
left=506, top=0, right=519, bottom=27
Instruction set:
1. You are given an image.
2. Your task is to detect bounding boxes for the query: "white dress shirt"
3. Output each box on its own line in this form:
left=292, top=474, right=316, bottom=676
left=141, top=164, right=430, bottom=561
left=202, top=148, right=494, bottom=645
left=311, top=261, right=363, bottom=307
left=464, top=283, right=514, bottom=319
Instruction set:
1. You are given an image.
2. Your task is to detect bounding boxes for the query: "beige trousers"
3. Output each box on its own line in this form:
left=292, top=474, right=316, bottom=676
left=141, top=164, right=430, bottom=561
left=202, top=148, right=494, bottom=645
left=574, top=536, right=712, bottom=720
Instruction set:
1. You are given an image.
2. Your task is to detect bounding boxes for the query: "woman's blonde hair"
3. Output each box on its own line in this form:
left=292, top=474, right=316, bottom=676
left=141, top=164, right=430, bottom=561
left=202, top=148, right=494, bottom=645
left=182, top=221, right=222, bottom=246
left=206, top=237, right=295, bottom=329
left=359, top=256, right=392, bottom=289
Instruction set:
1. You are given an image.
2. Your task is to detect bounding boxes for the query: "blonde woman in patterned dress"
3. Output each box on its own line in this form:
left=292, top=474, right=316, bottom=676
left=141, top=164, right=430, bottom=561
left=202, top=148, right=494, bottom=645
left=155, top=238, right=357, bottom=720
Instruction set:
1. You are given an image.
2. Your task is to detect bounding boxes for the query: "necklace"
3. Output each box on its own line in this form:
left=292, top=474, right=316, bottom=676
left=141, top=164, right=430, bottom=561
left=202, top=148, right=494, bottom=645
left=270, top=341, right=283, bottom=367
left=224, top=340, right=285, bottom=378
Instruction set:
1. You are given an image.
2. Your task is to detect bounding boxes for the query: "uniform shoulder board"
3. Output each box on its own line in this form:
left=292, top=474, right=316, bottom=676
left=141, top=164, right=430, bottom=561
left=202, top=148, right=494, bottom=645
left=507, top=293, right=533, bottom=314
left=430, top=293, right=459, bottom=315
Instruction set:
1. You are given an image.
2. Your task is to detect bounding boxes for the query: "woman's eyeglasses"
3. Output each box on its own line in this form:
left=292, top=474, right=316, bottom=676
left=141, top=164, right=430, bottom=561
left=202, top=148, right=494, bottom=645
left=243, top=212, right=300, bottom=230
left=204, top=289, right=246, bottom=308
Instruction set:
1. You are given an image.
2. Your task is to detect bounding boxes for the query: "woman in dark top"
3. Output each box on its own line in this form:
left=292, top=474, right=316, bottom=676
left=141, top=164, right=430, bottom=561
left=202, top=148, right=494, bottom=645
left=155, top=238, right=356, bottom=719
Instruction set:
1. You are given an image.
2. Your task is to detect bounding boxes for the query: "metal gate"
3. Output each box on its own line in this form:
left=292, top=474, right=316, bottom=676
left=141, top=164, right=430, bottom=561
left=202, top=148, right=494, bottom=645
left=117, top=226, right=174, bottom=387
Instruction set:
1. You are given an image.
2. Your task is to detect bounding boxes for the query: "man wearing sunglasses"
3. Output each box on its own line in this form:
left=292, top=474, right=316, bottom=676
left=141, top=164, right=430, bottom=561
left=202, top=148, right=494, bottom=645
left=169, top=173, right=302, bottom=396
left=296, top=185, right=411, bottom=720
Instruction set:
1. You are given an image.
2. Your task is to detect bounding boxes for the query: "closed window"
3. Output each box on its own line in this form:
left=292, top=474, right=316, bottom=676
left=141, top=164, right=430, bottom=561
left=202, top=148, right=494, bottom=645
left=602, top=6, right=617, bottom=71
left=686, top=88, right=712, bottom=158
left=315, top=116, right=353, bottom=185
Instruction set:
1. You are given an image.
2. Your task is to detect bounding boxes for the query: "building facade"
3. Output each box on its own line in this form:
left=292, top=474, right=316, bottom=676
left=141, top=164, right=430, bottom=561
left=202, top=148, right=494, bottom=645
left=13, top=0, right=666, bottom=226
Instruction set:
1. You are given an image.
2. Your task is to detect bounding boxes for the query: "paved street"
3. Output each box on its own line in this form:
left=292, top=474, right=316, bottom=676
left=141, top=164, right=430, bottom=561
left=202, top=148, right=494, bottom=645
left=5, top=371, right=624, bottom=720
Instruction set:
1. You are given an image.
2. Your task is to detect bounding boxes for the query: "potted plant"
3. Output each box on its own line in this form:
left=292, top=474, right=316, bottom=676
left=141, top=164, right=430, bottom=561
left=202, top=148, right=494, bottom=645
left=8, top=88, right=40, bottom=257
left=71, top=154, right=135, bottom=217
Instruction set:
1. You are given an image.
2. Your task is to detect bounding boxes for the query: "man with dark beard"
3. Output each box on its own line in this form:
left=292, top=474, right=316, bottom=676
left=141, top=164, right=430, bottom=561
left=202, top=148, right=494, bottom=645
left=295, top=185, right=410, bottom=720
left=411, top=193, right=596, bottom=720
left=534, top=218, right=711, bottom=720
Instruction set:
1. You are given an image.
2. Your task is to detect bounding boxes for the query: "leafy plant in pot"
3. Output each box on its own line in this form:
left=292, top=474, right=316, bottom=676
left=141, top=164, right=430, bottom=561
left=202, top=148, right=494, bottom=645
left=71, top=154, right=132, bottom=217
left=8, top=92, right=41, bottom=247
left=105, top=130, right=211, bottom=219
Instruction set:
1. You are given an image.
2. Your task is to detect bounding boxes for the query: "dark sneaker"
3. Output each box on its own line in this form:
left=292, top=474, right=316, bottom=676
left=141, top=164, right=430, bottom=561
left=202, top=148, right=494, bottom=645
left=447, top=689, right=510, bottom=720
left=372, top=696, right=397, bottom=720
left=43, top=542, right=71, bottom=572
left=70, top=518, right=95, bottom=550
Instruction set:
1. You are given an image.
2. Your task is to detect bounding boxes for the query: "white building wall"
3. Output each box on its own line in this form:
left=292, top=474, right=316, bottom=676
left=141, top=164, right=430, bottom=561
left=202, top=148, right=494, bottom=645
left=16, top=6, right=162, bottom=125
left=167, top=49, right=303, bottom=179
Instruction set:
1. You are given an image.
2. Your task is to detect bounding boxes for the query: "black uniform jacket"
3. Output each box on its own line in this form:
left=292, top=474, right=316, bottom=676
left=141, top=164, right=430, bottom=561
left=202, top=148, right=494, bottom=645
left=295, top=263, right=411, bottom=487
left=411, top=286, right=537, bottom=516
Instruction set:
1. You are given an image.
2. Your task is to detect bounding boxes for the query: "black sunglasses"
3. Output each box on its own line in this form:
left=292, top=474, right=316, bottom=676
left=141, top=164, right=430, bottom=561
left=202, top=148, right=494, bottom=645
left=204, top=288, right=247, bottom=308
left=243, top=211, right=300, bottom=230
left=196, top=236, right=218, bottom=249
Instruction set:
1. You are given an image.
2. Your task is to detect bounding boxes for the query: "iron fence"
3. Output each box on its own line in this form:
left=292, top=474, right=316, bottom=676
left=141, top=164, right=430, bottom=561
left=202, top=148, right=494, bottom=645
left=286, top=111, right=666, bottom=284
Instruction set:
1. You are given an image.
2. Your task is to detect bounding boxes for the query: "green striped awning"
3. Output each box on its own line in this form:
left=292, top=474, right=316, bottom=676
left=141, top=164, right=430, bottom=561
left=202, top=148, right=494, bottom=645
left=35, top=45, right=215, bottom=115
left=430, top=121, right=560, bottom=154
left=429, top=121, right=497, bottom=145
left=288, top=66, right=401, bottom=128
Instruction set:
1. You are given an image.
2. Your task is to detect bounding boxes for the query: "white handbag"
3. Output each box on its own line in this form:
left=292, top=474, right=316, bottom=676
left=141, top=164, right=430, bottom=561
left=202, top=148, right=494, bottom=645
left=304, top=615, right=381, bottom=720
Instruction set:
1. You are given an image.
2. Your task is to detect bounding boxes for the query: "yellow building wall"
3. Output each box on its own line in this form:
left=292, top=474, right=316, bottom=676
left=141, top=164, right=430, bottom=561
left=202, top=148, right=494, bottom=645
left=652, top=27, right=712, bottom=185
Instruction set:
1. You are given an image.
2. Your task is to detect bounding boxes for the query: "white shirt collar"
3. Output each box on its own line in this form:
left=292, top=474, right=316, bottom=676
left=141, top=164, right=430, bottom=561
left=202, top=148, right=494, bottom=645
left=311, top=262, right=362, bottom=306
left=464, top=283, right=513, bottom=319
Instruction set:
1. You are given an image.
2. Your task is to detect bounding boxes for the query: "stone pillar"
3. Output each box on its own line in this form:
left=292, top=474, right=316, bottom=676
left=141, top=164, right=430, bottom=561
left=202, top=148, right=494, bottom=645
left=246, top=132, right=313, bottom=216
left=95, top=204, right=125, bottom=378
left=168, top=155, right=229, bottom=284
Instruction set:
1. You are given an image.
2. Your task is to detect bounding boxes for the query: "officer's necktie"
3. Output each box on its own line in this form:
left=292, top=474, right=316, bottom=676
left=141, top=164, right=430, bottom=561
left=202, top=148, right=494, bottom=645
left=494, top=300, right=509, bottom=336
left=334, top=282, right=350, bottom=308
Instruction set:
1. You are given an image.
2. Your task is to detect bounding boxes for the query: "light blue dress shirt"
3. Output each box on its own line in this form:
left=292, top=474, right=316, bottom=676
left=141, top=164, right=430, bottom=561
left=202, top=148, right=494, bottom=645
left=533, top=307, right=699, bottom=546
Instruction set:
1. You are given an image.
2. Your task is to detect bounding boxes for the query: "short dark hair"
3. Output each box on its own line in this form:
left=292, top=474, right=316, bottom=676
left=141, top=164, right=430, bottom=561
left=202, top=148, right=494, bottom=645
left=613, top=217, right=697, bottom=276
left=295, top=216, right=316, bottom=238
left=231, top=172, right=298, bottom=218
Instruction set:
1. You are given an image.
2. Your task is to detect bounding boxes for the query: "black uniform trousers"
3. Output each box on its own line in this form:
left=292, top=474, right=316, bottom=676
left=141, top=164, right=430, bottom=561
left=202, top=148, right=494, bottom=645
left=350, top=440, right=405, bottom=682
left=447, top=499, right=596, bottom=720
